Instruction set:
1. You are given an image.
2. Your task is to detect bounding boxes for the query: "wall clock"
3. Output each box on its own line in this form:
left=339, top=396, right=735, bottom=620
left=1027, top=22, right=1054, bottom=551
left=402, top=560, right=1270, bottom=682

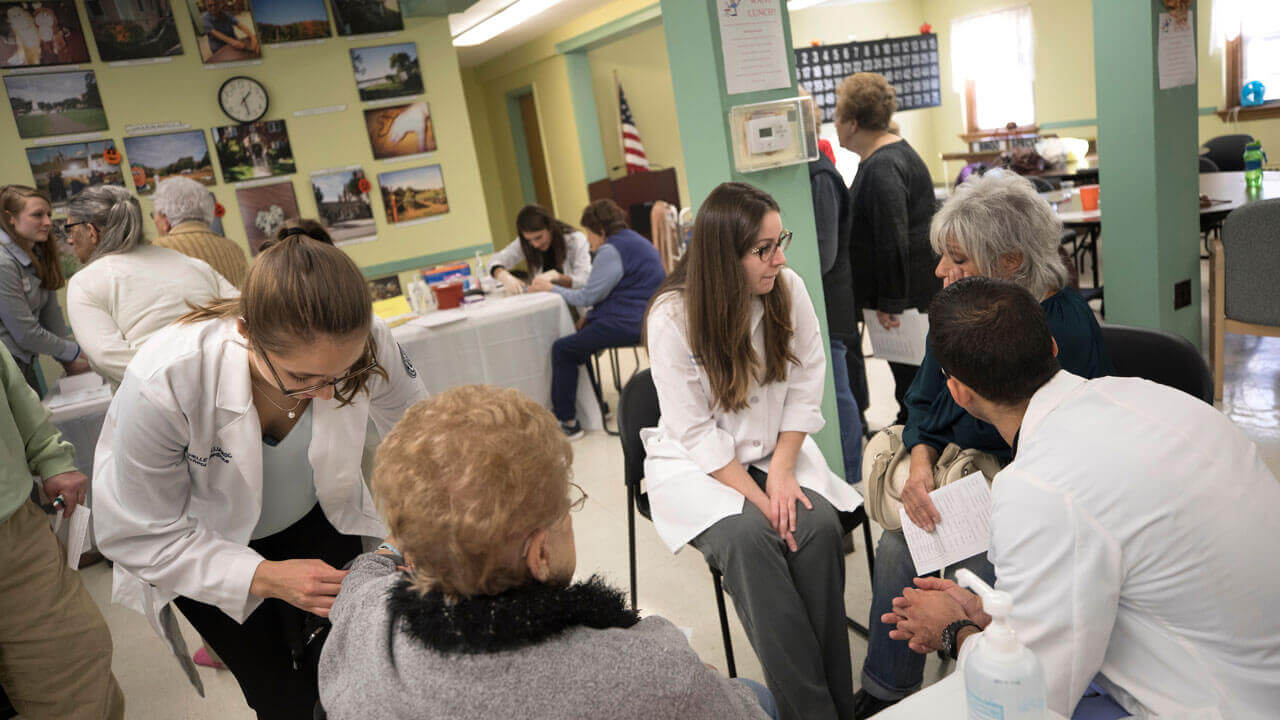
left=219, top=76, right=269, bottom=124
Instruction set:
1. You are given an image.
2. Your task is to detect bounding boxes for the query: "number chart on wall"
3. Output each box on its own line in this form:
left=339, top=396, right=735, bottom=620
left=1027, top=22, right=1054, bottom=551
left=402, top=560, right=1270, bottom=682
left=795, top=33, right=941, bottom=123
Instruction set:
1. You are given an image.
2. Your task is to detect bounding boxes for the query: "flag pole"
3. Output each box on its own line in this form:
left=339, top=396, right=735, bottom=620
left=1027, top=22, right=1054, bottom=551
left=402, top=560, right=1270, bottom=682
left=614, top=69, right=625, bottom=176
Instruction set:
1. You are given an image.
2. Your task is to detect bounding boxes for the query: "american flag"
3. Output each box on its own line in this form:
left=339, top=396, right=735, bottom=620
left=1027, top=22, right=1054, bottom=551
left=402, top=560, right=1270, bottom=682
left=619, top=85, right=649, bottom=174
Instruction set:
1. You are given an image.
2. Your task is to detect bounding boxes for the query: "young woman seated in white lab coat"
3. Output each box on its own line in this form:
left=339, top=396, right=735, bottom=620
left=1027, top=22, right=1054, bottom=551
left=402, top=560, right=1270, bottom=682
left=92, top=236, right=427, bottom=717
left=485, top=204, right=592, bottom=294
left=641, top=182, right=863, bottom=720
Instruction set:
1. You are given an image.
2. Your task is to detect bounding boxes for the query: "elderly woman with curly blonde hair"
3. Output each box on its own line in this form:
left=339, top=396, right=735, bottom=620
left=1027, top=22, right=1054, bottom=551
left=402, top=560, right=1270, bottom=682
left=318, top=385, right=776, bottom=720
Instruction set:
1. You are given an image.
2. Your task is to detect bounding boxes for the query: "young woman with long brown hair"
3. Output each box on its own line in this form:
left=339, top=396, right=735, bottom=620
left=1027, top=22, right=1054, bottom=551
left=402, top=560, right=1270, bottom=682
left=93, top=236, right=426, bottom=718
left=485, top=204, right=591, bottom=294
left=0, top=185, right=89, bottom=394
left=642, top=182, right=862, bottom=720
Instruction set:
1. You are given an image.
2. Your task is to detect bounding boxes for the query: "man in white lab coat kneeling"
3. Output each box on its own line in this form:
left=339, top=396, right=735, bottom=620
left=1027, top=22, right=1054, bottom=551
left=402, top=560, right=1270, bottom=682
left=884, top=277, right=1280, bottom=720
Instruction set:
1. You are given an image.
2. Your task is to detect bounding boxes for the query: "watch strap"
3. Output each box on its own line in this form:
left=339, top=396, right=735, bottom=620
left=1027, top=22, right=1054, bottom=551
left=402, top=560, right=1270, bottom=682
left=943, top=618, right=981, bottom=660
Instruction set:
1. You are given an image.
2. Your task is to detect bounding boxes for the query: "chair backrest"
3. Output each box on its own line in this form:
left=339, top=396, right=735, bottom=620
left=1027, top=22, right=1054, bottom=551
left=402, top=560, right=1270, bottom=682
left=1099, top=324, right=1213, bottom=404
left=1199, top=155, right=1220, bottom=173
left=618, top=368, right=661, bottom=519
left=1221, top=198, right=1280, bottom=327
left=1202, top=134, right=1255, bottom=172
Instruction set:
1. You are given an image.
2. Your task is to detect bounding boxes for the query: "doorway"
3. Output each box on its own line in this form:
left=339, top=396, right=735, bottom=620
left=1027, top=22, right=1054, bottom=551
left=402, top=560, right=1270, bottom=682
left=506, top=88, right=553, bottom=210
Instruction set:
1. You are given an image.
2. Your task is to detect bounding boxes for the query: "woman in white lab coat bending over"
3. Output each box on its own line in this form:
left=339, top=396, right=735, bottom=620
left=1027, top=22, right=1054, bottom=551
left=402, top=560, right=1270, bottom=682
left=93, top=236, right=427, bottom=718
left=642, top=182, right=863, bottom=720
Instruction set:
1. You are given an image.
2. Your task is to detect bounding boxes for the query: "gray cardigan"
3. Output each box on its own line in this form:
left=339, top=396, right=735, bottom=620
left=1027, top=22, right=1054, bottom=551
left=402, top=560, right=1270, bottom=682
left=0, top=231, right=78, bottom=365
left=319, top=553, right=769, bottom=720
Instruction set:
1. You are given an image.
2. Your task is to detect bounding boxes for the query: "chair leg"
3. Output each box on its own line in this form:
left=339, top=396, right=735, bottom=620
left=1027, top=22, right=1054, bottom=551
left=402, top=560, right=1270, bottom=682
left=587, top=358, right=620, bottom=436
left=843, top=518, right=875, bottom=639
left=608, top=347, right=623, bottom=394
left=711, top=568, right=737, bottom=678
left=627, top=484, right=638, bottom=610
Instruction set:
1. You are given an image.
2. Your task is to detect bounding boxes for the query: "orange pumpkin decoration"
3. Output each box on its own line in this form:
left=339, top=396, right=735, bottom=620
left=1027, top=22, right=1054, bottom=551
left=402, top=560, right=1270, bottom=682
left=103, top=147, right=121, bottom=165
left=357, top=177, right=371, bottom=193
left=214, top=202, right=226, bottom=218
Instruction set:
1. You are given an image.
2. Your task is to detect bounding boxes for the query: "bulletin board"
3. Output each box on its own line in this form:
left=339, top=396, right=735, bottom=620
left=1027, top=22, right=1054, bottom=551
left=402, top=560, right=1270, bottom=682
left=795, top=33, right=941, bottom=123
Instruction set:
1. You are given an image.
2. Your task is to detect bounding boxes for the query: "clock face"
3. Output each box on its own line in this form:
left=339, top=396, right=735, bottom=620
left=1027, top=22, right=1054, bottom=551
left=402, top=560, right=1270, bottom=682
left=219, top=76, right=268, bottom=123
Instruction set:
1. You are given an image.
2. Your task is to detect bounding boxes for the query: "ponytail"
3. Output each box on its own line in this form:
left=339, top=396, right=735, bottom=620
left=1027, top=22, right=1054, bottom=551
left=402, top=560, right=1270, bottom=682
left=67, top=185, right=146, bottom=263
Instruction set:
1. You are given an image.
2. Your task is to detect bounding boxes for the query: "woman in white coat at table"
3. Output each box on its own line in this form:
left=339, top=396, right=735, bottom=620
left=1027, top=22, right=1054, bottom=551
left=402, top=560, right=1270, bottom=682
left=64, top=185, right=237, bottom=388
left=642, top=182, right=863, bottom=720
left=485, top=204, right=592, bottom=294
left=92, top=236, right=427, bottom=719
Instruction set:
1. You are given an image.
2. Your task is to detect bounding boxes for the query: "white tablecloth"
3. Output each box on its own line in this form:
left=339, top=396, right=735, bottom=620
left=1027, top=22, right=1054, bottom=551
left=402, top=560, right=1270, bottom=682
left=870, top=672, right=1070, bottom=719
left=390, top=292, right=603, bottom=430
left=46, top=388, right=113, bottom=480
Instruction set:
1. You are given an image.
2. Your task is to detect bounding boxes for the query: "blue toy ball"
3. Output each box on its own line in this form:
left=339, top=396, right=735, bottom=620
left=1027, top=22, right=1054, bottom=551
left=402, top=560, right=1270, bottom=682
left=1242, top=81, right=1266, bottom=107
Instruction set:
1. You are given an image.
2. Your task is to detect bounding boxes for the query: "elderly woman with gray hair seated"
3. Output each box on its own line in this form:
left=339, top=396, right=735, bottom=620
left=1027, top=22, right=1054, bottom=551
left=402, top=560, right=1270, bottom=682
left=853, top=170, right=1113, bottom=718
left=152, top=176, right=249, bottom=288
left=318, top=385, right=776, bottom=720
left=65, top=185, right=236, bottom=387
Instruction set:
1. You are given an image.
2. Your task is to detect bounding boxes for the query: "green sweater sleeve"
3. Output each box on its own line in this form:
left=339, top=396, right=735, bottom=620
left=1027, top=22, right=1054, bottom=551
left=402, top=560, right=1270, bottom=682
left=3, top=349, right=77, bottom=479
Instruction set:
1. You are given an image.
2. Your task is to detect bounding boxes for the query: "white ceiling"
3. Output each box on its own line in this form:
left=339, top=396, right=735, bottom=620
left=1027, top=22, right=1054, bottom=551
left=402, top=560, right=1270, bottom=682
left=452, top=0, right=619, bottom=68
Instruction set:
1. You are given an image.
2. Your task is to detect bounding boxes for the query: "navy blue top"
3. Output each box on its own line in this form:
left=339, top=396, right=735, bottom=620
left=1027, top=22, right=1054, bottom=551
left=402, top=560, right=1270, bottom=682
left=901, top=286, right=1113, bottom=463
left=579, top=228, right=665, bottom=333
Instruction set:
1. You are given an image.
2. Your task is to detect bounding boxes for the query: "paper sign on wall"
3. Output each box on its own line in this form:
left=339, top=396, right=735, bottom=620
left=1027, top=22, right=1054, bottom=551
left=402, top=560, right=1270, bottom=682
left=1157, top=11, right=1196, bottom=90
left=717, top=0, right=792, bottom=95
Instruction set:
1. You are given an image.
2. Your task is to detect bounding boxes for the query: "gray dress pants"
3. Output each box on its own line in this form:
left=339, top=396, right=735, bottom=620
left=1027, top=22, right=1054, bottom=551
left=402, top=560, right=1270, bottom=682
left=690, top=470, right=854, bottom=720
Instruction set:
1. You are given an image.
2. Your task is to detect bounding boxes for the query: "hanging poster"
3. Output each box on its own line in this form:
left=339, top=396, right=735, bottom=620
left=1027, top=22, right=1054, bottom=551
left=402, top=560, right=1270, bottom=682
left=717, top=0, right=791, bottom=95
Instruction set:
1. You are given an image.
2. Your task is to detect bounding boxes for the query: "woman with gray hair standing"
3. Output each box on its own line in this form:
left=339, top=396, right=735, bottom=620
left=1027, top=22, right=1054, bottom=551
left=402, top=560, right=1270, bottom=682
left=854, top=170, right=1112, bottom=717
left=65, top=185, right=236, bottom=387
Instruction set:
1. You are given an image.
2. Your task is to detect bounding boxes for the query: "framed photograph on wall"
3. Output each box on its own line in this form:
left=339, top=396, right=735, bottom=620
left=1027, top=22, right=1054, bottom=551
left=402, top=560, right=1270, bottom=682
left=26, top=140, right=126, bottom=208
left=310, top=168, right=375, bottom=243
left=85, top=0, right=183, bottom=62
left=186, top=0, right=260, bottom=64
left=0, top=0, right=91, bottom=69
left=364, top=102, right=435, bottom=160
left=235, top=180, right=299, bottom=255
left=124, top=130, right=216, bottom=194
left=350, top=42, right=421, bottom=101
left=4, top=70, right=108, bottom=139
left=378, top=164, right=448, bottom=224
left=251, top=0, right=331, bottom=43
left=367, top=274, right=402, bottom=301
left=213, top=119, right=297, bottom=183
left=330, top=0, right=402, bottom=36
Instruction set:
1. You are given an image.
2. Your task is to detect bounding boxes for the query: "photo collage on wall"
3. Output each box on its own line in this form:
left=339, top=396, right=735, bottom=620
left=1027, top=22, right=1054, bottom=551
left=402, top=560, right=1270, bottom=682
left=795, top=33, right=941, bottom=123
left=3, top=0, right=458, bottom=260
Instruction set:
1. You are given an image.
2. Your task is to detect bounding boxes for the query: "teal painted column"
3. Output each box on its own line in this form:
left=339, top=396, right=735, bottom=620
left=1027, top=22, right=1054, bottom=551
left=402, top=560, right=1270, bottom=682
left=659, top=0, right=843, bottom=473
left=1093, top=1, right=1201, bottom=346
left=564, top=52, right=609, bottom=185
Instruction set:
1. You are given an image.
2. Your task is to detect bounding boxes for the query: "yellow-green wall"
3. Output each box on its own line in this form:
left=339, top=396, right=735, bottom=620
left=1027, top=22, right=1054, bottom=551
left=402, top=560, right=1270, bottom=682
left=1, top=3, right=492, bottom=292
left=462, top=0, right=659, bottom=253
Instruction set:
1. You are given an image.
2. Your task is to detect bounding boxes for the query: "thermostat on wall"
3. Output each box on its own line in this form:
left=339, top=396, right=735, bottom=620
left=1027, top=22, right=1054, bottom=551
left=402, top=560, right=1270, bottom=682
left=729, top=96, right=818, bottom=173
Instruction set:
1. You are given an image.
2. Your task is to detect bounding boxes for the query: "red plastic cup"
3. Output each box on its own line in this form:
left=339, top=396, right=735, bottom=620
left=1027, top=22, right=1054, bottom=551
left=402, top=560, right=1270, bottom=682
left=1079, top=184, right=1100, bottom=211
left=431, top=281, right=464, bottom=310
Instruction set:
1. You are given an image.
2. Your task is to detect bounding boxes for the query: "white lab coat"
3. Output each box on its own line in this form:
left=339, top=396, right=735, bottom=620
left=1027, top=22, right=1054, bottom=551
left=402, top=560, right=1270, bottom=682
left=641, top=268, right=862, bottom=553
left=485, top=231, right=592, bottom=288
left=959, top=371, right=1280, bottom=718
left=92, top=316, right=427, bottom=692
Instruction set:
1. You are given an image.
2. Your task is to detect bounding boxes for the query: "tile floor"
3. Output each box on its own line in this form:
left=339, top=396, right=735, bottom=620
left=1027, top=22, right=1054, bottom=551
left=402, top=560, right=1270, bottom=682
left=71, top=260, right=1279, bottom=718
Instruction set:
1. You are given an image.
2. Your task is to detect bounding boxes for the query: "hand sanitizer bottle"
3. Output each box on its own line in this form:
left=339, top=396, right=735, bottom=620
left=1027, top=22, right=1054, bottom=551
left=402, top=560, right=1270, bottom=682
left=955, top=569, right=1047, bottom=720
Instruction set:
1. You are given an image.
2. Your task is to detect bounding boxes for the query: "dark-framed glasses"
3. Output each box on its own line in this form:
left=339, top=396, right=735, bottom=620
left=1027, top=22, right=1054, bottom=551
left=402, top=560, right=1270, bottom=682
left=63, top=221, right=90, bottom=232
left=750, top=229, right=793, bottom=262
left=258, top=340, right=380, bottom=398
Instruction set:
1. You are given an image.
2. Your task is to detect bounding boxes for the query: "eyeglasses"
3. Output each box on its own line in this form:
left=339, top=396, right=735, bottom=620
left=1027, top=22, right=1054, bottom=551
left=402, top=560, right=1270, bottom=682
left=64, top=221, right=90, bottom=232
left=567, top=482, right=588, bottom=514
left=749, top=229, right=793, bottom=262
left=257, top=340, right=380, bottom=398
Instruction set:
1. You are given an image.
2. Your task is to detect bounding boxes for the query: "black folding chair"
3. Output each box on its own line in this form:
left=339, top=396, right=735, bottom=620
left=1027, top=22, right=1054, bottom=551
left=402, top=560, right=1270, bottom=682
left=619, top=369, right=875, bottom=678
left=1100, top=324, right=1213, bottom=404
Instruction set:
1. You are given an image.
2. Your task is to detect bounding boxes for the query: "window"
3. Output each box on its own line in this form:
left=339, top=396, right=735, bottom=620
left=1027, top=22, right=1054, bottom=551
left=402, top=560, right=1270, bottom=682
left=950, top=6, right=1035, bottom=132
left=1213, top=1, right=1280, bottom=115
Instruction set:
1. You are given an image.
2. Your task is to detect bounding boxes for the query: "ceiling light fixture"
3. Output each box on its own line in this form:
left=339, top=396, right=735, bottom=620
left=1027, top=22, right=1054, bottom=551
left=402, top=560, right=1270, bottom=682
left=452, top=0, right=567, bottom=47
left=787, top=0, right=829, bottom=10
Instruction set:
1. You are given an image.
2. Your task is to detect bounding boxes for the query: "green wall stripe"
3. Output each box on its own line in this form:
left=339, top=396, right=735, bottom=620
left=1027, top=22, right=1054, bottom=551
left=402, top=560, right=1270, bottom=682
left=361, top=242, right=494, bottom=278
left=505, top=86, right=539, bottom=206
left=565, top=52, right=608, bottom=184
left=555, top=4, right=662, bottom=54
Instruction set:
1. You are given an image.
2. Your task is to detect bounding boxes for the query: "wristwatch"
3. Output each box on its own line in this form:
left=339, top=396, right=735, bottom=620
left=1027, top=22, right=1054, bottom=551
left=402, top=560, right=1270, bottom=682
left=942, top=618, right=981, bottom=660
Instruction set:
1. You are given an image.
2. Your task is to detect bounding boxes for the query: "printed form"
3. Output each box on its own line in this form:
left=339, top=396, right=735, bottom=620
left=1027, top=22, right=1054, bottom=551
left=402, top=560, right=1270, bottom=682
left=899, top=472, right=992, bottom=576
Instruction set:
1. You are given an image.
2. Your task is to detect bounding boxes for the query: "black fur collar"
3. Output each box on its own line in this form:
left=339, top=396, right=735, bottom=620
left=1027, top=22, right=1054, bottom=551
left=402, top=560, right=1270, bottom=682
left=387, top=574, right=640, bottom=655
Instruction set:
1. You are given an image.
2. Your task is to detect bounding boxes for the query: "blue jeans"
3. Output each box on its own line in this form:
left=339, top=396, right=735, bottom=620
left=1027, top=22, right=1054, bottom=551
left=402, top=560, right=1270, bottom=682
left=737, top=678, right=780, bottom=720
left=860, top=528, right=996, bottom=701
left=829, top=338, right=863, bottom=484
left=550, top=321, right=639, bottom=422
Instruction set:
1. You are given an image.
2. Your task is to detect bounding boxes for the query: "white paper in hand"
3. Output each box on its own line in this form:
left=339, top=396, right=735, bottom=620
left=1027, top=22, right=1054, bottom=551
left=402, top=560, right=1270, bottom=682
left=899, top=472, right=992, bottom=576
left=863, top=309, right=930, bottom=365
left=65, top=505, right=92, bottom=570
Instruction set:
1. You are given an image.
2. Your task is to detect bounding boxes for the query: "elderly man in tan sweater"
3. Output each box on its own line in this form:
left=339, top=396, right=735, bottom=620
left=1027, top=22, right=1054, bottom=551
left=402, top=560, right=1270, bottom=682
left=152, top=177, right=248, bottom=288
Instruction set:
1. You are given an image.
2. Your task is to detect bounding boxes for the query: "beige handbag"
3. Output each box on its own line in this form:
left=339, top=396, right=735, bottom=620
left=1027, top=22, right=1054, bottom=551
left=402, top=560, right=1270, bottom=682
left=861, top=425, right=1002, bottom=531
